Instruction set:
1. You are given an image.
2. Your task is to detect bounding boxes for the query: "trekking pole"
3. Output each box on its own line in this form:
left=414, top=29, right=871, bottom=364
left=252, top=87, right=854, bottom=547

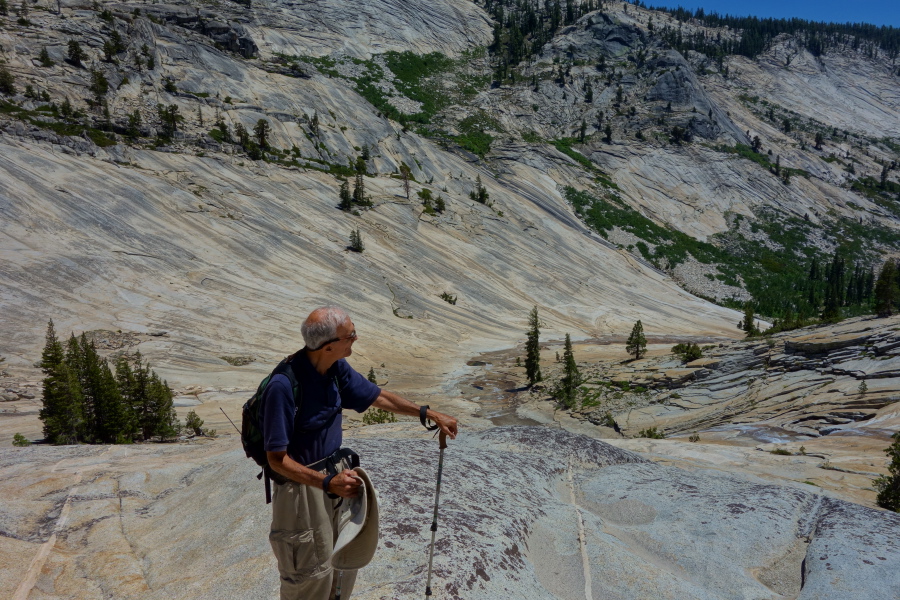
left=220, top=407, right=241, bottom=436
left=424, top=431, right=448, bottom=597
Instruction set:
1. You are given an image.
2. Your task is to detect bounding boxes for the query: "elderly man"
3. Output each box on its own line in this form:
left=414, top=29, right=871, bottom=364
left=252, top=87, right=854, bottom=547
left=261, top=306, right=458, bottom=600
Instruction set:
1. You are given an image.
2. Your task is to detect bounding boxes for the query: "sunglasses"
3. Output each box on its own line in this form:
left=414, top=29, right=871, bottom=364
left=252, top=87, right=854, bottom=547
left=313, top=330, right=358, bottom=350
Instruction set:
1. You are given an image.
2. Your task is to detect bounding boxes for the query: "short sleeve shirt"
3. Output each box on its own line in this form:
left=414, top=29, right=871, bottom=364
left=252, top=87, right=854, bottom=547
left=260, top=350, right=380, bottom=465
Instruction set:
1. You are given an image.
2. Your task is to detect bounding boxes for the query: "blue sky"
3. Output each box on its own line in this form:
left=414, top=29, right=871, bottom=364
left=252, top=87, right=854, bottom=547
left=645, top=1, right=900, bottom=28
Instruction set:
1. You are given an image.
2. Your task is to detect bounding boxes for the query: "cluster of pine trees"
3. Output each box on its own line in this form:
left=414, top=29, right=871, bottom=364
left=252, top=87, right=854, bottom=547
left=874, top=259, right=900, bottom=317
left=482, top=0, right=605, bottom=79
left=810, top=255, right=876, bottom=320
left=339, top=156, right=373, bottom=211
left=651, top=5, right=900, bottom=61
left=39, top=321, right=180, bottom=445
left=756, top=252, right=878, bottom=329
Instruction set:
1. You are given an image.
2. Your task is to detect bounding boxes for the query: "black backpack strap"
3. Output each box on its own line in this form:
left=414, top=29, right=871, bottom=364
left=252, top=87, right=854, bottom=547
left=256, top=354, right=304, bottom=504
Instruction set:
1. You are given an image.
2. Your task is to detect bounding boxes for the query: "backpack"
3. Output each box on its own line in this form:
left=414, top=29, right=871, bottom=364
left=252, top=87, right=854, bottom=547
left=242, top=356, right=302, bottom=503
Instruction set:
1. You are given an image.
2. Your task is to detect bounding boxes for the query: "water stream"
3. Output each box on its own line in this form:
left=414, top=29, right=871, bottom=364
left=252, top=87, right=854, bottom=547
left=458, top=358, right=543, bottom=427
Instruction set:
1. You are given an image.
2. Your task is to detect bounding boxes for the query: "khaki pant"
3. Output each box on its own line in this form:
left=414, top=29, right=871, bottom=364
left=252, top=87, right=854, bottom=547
left=270, top=457, right=358, bottom=600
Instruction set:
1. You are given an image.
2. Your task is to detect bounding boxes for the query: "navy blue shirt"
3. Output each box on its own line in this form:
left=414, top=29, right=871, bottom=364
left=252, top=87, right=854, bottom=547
left=260, top=350, right=380, bottom=465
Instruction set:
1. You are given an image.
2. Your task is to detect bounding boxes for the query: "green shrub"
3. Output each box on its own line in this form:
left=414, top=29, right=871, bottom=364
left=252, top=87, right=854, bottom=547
left=637, top=427, right=665, bottom=439
left=185, top=410, right=204, bottom=435
left=455, top=113, right=499, bottom=157
left=220, top=355, right=254, bottom=366
left=672, top=343, right=703, bottom=362
left=601, top=412, right=616, bottom=428
left=769, top=448, right=792, bottom=455
left=362, top=408, right=397, bottom=425
left=13, top=433, right=30, bottom=447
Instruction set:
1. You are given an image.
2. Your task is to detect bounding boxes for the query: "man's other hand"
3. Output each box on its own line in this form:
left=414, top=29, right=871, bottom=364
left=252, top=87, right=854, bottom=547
left=328, top=469, right=362, bottom=498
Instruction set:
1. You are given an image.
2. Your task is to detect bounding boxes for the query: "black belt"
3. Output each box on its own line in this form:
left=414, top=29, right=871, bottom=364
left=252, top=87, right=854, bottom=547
left=307, top=447, right=360, bottom=476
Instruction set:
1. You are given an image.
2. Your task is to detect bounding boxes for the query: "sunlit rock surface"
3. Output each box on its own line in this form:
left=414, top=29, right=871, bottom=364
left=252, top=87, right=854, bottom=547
left=2, top=427, right=898, bottom=599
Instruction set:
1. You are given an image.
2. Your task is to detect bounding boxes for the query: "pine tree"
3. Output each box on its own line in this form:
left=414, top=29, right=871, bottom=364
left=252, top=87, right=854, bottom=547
left=39, top=321, right=84, bottom=444
left=72, top=334, right=126, bottom=444
left=419, top=188, right=435, bottom=214
left=89, top=68, right=108, bottom=104
left=114, top=354, right=138, bottom=439
left=39, top=47, right=54, bottom=67
left=435, top=195, right=446, bottom=213
left=822, top=253, right=846, bottom=320
left=349, top=228, right=364, bottom=252
left=400, top=164, right=411, bottom=200
left=63, top=333, right=90, bottom=438
left=740, top=305, right=758, bottom=337
left=235, top=123, right=250, bottom=147
left=126, top=110, right=141, bottom=138
left=874, top=431, right=900, bottom=512
left=96, top=360, right=127, bottom=443
left=60, top=96, right=73, bottom=118
left=556, top=334, right=580, bottom=408
left=338, top=179, right=352, bottom=211
left=525, top=306, right=542, bottom=385
left=469, top=175, right=489, bottom=204
left=0, top=66, right=14, bottom=96
left=579, top=119, right=587, bottom=142
left=67, top=40, right=85, bottom=67
left=0, top=0, right=8, bottom=16
left=367, top=367, right=377, bottom=384
left=214, top=112, right=230, bottom=142
left=626, top=320, right=647, bottom=359
left=157, top=104, right=183, bottom=139
left=353, top=169, right=367, bottom=206
left=254, top=118, right=270, bottom=148
left=149, top=371, right=180, bottom=440
left=874, top=259, right=900, bottom=317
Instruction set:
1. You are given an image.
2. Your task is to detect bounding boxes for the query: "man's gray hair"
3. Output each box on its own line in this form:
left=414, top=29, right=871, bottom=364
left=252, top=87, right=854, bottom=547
left=302, top=306, right=351, bottom=350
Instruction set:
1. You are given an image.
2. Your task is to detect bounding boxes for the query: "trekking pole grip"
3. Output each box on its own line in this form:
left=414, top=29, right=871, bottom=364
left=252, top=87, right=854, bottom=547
left=439, top=430, right=447, bottom=450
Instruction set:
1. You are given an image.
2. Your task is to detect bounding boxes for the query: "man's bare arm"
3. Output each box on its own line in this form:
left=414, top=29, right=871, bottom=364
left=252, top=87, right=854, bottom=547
left=371, top=390, right=458, bottom=439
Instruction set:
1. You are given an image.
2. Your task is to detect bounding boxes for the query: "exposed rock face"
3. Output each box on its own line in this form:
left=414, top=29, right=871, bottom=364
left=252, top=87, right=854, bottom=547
left=2, top=427, right=898, bottom=599
left=247, top=0, right=492, bottom=58
left=568, top=316, right=900, bottom=441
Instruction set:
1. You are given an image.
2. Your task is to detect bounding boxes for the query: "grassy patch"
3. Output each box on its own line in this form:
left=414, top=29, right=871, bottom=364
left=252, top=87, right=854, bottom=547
left=288, top=51, right=488, bottom=127
left=551, top=138, right=594, bottom=171
left=453, top=112, right=499, bottom=157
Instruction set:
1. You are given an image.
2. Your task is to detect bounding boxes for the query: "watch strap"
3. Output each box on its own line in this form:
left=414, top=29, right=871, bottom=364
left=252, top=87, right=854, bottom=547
left=420, top=405, right=439, bottom=431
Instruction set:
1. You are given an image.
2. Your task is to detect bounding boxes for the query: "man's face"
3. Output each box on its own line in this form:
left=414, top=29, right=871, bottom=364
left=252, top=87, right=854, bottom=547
left=333, top=318, right=358, bottom=359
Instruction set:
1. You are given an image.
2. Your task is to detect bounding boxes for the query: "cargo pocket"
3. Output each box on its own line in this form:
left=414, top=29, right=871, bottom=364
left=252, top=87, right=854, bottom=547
left=270, top=528, right=320, bottom=578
